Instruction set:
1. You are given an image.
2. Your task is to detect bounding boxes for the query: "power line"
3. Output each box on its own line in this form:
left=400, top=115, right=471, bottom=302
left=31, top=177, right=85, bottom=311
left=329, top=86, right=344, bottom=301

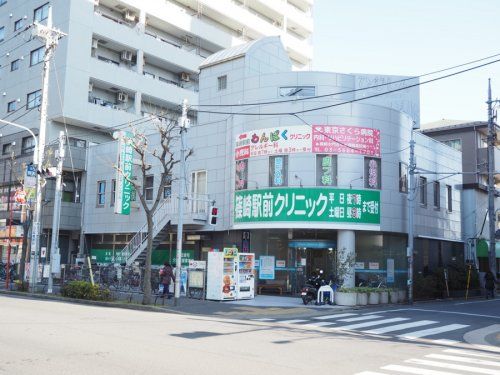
left=0, top=24, right=33, bottom=48
left=191, top=51, right=500, bottom=108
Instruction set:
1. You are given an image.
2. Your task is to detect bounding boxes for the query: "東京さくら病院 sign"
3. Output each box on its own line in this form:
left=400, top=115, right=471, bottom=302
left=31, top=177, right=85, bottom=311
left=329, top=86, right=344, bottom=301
left=234, top=188, right=380, bottom=224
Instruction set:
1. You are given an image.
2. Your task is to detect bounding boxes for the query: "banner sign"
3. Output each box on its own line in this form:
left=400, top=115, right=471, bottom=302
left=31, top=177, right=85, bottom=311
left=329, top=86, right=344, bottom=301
left=235, top=188, right=380, bottom=224
left=90, top=249, right=194, bottom=266
left=235, top=125, right=380, bottom=160
left=259, top=255, right=275, bottom=280
left=114, top=131, right=134, bottom=215
left=387, top=258, right=395, bottom=283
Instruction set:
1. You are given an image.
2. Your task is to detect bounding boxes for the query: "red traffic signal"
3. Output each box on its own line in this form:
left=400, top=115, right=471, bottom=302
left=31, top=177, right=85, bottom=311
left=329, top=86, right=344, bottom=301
left=208, top=206, right=218, bottom=225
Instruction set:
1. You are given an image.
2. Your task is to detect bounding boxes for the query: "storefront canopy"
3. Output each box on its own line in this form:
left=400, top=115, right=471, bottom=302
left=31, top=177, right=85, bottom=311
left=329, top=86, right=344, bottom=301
left=476, top=239, right=500, bottom=258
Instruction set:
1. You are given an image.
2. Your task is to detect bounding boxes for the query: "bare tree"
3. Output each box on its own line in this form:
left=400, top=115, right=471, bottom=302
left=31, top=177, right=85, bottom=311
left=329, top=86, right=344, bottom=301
left=116, top=118, right=187, bottom=305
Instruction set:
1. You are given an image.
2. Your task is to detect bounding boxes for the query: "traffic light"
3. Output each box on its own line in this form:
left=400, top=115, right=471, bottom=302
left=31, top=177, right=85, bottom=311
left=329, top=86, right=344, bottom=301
left=37, top=167, right=57, bottom=178
left=208, top=206, right=218, bottom=225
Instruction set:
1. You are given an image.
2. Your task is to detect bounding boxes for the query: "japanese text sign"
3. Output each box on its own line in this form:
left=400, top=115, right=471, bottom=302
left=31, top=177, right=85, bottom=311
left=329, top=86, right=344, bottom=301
left=312, top=126, right=380, bottom=157
left=234, top=188, right=380, bottom=224
left=115, top=131, right=134, bottom=215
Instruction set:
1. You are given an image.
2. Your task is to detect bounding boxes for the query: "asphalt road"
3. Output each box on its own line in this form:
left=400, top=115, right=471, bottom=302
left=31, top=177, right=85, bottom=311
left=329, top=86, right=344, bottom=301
left=0, top=295, right=498, bottom=375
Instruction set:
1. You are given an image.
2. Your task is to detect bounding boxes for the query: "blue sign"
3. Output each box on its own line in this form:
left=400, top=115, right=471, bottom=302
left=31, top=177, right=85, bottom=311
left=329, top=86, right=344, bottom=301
left=259, top=256, right=275, bottom=280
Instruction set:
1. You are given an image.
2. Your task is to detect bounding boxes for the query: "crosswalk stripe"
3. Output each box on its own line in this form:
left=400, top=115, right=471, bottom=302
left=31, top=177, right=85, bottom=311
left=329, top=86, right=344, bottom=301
left=381, top=364, right=458, bottom=375
left=339, top=315, right=383, bottom=322
left=302, top=321, right=336, bottom=328
left=425, top=353, right=500, bottom=367
left=278, top=319, right=308, bottom=324
left=406, top=358, right=500, bottom=375
left=313, top=313, right=357, bottom=320
left=444, top=349, right=500, bottom=359
left=251, top=318, right=276, bottom=321
left=337, top=318, right=409, bottom=331
left=431, top=339, right=459, bottom=346
left=364, top=320, right=437, bottom=334
left=398, top=324, right=469, bottom=339
left=354, top=372, right=388, bottom=375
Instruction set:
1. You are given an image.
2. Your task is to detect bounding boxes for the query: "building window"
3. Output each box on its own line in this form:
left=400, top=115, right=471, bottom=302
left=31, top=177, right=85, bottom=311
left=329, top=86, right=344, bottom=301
left=163, top=175, right=172, bottom=198
left=235, top=159, right=248, bottom=191
left=143, top=71, right=155, bottom=79
left=21, top=137, right=35, bottom=154
left=144, top=175, right=154, bottom=201
left=269, top=155, right=288, bottom=187
left=191, top=170, right=207, bottom=213
left=7, top=101, right=16, bottom=112
left=0, top=26, right=4, bottom=42
left=14, top=19, right=23, bottom=31
left=97, top=181, right=106, bottom=206
left=443, top=139, right=462, bottom=152
left=27, top=90, right=42, bottom=109
left=279, top=86, right=315, bottom=97
left=419, top=176, right=427, bottom=205
left=446, top=185, right=452, bottom=212
left=34, top=3, right=49, bottom=22
left=217, top=75, right=227, bottom=91
left=0, top=0, right=7, bottom=7
left=10, top=59, right=20, bottom=71
left=399, top=162, right=408, bottom=193
left=111, top=179, right=116, bottom=206
left=433, top=181, right=440, bottom=208
left=2, top=143, right=14, bottom=155
left=68, top=137, right=86, bottom=148
left=30, top=46, right=45, bottom=66
left=316, top=154, right=337, bottom=186
left=364, top=157, right=381, bottom=189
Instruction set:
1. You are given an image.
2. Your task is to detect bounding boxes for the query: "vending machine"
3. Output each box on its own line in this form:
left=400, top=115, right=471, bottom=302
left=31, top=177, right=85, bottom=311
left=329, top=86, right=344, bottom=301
left=206, top=248, right=238, bottom=301
left=237, top=253, right=255, bottom=299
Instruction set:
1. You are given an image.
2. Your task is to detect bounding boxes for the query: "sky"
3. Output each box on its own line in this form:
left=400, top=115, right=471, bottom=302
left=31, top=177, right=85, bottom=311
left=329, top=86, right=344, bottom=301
left=312, top=0, right=500, bottom=125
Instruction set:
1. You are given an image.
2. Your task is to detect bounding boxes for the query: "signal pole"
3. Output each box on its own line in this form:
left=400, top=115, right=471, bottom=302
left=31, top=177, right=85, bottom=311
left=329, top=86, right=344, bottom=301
left=47, top=131, right=65, bottom=294
left=487, top=79, right=499, bottom=278
left=174, top=99, right=189, bottom=306
left=29, top=7, right=66, bottom=292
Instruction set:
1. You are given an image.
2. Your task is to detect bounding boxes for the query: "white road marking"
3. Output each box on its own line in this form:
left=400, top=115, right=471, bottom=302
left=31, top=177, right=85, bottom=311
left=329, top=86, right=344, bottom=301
left=337, top=318, right=409, bottom=331
left=364, top=320, right=437, bottom=334
left=381, top=364, right=458, bottom=375
left=338, top=315, right=383, bottom=322
left=251, top=318, right=276, bottom=321
left=376, top=308, right=500, bottom=320
left=354, top=372, right=388, bottom=375
left=444, top=348, right=500, bottom=359
left=302, top=321, right=336, bottom=328
left=398, top=324, right=469, bottom=339
left=313, top=313, right=357, bottom=320
left=455, top=299, right=500, bottom=305
left=426, top=353, right=500, bottom=367
left=406, top=358, right=500, bottom=375
left=278, top=319, right=308, bottom=324
left=431, top=339, right=459, bottom=346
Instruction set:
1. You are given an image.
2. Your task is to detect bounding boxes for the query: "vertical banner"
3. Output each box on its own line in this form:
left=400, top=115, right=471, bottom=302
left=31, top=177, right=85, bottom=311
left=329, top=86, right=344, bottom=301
left=241, top=230, right=251, bottom=253
left=235, top=159, right=248, bottom=190
left=387, top=258, right=395, bottom=283
left=114, top=131, right=134, bottom=215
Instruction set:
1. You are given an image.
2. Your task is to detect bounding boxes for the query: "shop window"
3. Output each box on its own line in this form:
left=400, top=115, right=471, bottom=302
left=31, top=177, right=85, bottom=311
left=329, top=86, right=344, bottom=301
left=34, top=3, right=49, bottom=22
left=446, top=184, right=452, bottom=212
left=27, top=90, right=41, bottom=109
left=279, top=86, right=315, bottom=97
left=7, top=100, right=16, bottom=112
left=217, top=75, right=227, bottom=91
left=11, top=59, right=20, bottom=71
left=235, top=159, right=248, bottom=190
left=97, top=180, right=106, bottom=206
left=269, top=155, right=288, bottom=187
left=433, top=181, right=440, bottom=208
left=21, top=136, right=35, bottom=154
left=399, top=162, right=408, bottom=193
left=419, top=176, right=427, bottom=206
left=163, top=175, right=172, bottom=198
left=30, top=46, right=45, bottom=66
left=144, top=175, right=154, bottom=201
left=111, top=179, right=116, bottom=206
left=364, top=157, right=381, bottom=189
left=316, top=154, right=337, bottom=186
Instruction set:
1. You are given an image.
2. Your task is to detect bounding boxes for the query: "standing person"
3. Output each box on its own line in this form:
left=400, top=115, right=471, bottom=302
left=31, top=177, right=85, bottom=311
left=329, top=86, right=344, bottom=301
left=485, top=270, right=496, bottom=299
left=159, top=262, right=174, bottom=298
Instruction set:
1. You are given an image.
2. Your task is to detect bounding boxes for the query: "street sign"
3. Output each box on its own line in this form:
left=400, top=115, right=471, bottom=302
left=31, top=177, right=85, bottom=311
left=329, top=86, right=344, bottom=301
left=40, top=247, right=47, bottom=258
left=25, top=164, right=37, bottom=188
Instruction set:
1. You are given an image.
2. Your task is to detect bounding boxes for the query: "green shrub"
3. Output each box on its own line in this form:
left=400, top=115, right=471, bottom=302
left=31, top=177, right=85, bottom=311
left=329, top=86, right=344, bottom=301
left=61, top=281, right=112, bottom=301
left=14, top=280, right=29, bottom=292
left=414, top=273, right=439, bottom=299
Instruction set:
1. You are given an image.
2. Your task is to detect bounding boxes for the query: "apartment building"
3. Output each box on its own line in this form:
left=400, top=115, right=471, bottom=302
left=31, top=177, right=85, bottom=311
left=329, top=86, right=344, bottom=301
left=0, top=0, right=314, bottom=264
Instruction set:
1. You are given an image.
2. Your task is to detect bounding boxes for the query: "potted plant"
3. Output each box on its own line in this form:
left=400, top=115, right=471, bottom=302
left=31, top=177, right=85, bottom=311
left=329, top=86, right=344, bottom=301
left=368, top=288, right=380, bottom=304
left=335, top=287, right=357, bottom=306
left=379, top=288, right=389, bottom=304
left=388, top=288, right=399, bottom=303
left=356, top=287, right=368, bottom=305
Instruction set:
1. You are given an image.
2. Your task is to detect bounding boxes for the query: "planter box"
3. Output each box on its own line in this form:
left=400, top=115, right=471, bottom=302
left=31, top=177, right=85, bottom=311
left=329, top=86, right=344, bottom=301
left=389, top=291, right=399, bottom=303
left=379, top=291, right=389, bottom=304
left=368, top=292, right=380, bottom=304
left=356, top=292, right=368, bottom=305
left=398, top=290, right=406, bottom=302
left=335, top=292, right=357, bottom=306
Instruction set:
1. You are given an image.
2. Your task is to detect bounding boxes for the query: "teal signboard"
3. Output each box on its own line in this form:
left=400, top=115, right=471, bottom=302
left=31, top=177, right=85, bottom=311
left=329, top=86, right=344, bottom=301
left=234, top=188, right=380, bottom=224
left=91, top=249, right=194, bottom=266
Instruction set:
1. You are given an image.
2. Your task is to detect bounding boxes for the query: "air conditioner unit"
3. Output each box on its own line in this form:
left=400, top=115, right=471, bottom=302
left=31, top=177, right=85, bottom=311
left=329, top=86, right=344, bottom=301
left=120, top=50, right=133, bottom=62
left=180, top=72, right=190, bottom=82
left=94, top=0, right=99, bottom=6
left=123, top=11, right=136, bottom=22
left=91, top=38, right=99, bottom=49
left=117, top=92, right=128, bottom=103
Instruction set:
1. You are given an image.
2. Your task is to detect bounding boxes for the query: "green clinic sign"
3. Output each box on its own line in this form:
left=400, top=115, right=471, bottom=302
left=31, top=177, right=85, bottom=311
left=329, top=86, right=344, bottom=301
left=114, top=131, right=134, bottom=215
left=234, top=188, right=380, bottom=224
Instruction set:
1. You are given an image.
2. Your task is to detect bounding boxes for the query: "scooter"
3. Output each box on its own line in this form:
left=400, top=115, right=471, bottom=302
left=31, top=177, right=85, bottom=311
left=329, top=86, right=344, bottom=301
left=301, top=272, right=327, bottom=305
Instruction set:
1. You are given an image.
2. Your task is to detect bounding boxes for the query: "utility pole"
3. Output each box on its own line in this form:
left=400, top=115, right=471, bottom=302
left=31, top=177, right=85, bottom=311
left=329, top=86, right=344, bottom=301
left=29, top=7, right=66, bottom=292
left=174, top=99, right=189, bottom=306
left=47, top=131, right=65, bottom=294
left=5, top=153, right=14, bottom=289
left=407, top=131, right=416, bottom=305
left=486, top=79, right=498, bottom=278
